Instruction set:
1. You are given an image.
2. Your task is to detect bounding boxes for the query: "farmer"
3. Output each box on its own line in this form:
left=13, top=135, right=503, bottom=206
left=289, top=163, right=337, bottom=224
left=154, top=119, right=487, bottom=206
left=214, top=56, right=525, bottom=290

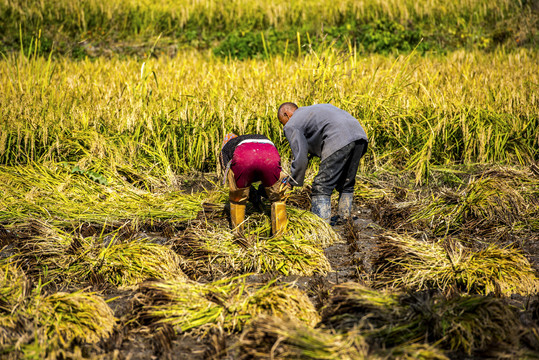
left=220, top=133, right=288, bottom=235
left=277, top=102, right=368, bottom=223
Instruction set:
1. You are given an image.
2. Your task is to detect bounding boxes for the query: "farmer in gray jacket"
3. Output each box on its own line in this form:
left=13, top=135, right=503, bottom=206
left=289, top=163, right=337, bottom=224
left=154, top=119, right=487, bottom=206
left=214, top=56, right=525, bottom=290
left=277, top=103, right=368, bottom=223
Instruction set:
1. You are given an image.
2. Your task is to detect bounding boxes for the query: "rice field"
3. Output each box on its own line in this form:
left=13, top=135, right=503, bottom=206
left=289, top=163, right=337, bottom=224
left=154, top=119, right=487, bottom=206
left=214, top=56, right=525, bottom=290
left=1, top=0, right=539, bottom=359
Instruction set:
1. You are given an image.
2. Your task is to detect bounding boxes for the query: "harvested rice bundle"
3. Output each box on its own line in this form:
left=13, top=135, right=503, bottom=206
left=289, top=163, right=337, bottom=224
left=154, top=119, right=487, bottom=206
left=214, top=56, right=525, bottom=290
left=10, top=222, right=77, bottom=281
left=286, top=207, right=340, bottom=248
left=0, top=164, right=223, bottom=227
left=374, top=233, right=538, bottom=295
left=203, top=188, right=339, bottom=247
left=285, top=186, right=313, bottom=210
left=252, top=235, right=332, bottom=276
left=354, top=181, right=392, bottom=202
left=139, top=276, right=319, bottom=335
left=0, top=261, right=30, bottom=345
left=66, top=237, right=187, bottom=288
left=235, top=315, right=370, bottom=360
left=172, top=222, right=331, bottom=277
left=32, top=291, right=116, bottom=346
left=321, top=283, right=522, bottom=355
left=1, top=286, right=116, bottom=358
left=430, top=295, right=520, bottom=355
left=410, top=175, right=536, bottom=235
left=0, top=261, right=30, bottom=311
left=237, top=281, right=320, bottom=327
left=13, top=224, right=186, bottom=287
left=381, top=343, right=449, bottom=360
left=320, top=283, right=415, bottom=345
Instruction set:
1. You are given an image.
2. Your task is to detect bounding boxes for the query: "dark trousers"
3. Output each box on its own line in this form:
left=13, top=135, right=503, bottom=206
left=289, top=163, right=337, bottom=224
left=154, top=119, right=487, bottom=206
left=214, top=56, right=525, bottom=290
left=311, top=140, right=367, bottom=197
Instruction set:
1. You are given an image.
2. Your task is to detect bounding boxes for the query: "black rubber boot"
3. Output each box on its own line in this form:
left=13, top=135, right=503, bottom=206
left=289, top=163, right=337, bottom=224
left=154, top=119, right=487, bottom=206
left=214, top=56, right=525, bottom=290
left=311, top=195, right=331, bottom=223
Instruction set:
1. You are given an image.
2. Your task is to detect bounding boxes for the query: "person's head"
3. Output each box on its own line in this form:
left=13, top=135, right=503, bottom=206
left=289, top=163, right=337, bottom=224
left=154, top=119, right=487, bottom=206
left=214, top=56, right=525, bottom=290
left=277, top=102, right=298, bottom=125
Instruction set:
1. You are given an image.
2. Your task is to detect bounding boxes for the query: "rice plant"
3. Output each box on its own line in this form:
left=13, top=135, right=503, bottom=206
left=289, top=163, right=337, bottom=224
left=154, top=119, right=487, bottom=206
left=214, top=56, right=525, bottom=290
left=139, top=276, right=319, bottom=335
left=1, top=262, right=115, bottom=358
left=0, top=261, right=30, bottom=311
left=11, top=222, right=186, bottom=288
left=1, top=46, right=537, bottom=182
left=321, top=282, right=522, bottom=355
left=381, top=343, right=449, bottom=360
left=31, top=291, right=116, bottom=346
left=373, top=232, right=538, bottom=295
left=170, top=215, right=333, bottom=278
left=235, top=314, right=370, bottom=360
left=410, top=170, right=539, bottom=235
left=0, top=163, right=221, bottom=227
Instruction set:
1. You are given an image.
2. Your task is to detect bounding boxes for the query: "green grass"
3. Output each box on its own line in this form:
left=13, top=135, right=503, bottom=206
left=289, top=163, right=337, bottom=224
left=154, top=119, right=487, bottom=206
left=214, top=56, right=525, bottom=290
left=1, top=0, right=537, bottom=58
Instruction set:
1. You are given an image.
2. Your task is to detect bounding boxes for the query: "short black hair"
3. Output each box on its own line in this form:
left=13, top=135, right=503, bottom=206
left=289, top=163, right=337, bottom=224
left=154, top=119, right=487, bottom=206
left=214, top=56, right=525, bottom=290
left=278, top=102, right=298, bottom=119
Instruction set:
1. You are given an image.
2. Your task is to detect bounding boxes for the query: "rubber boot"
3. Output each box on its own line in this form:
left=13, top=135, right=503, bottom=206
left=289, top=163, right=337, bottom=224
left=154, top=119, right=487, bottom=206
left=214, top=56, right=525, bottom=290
left=271, top=202, right=287, bottom=236
left=311, top=195, right=331, bottom=223
left=338, top=192, right=354, bottom=220
left=230, top=202, right=246, bottom=232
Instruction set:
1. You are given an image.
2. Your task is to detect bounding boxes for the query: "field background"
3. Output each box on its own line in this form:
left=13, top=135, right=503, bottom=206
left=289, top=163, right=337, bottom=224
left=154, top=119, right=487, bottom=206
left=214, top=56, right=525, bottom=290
left=1, top=0, right=539, bottom=359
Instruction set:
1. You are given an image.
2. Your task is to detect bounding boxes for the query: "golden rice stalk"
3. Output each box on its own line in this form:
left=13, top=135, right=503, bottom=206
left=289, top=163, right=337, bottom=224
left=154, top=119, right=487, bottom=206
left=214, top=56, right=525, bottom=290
left=208, top=187, right=339, bottom=247
left=235, top=315, right=370, bottom=360
left=410, top=175, right=536, bottom=234
left=9, top=222, right=77, bottom=280
left=13, top=223, right=187, bottom=287
left=67, top=237, right=187, bottom=288
left=429, top=295, right=520, bottom=355
left=374, top=232, right=539, bottom=296
left=285, top=186, right=312, bottom=210
left=380, top=343, right=449, bottom=360
left=0, top=164, right=222, bottom=227
left=235, top=282, right=320, bottom=328
left=139, top=276, right=319, bottom=335
left=0, top=261, right=31, bottom=345
left=172, top=222, right=331, bottom=277
left=354, top=181, right=392, bottom=202
left=321, top=283, right=522, bottom=355
left=286, top=207, right=340, bottom=248
left=0, top=261, right=30, bottom=312
left=320, top=282, right=407, bottom=335
left=2, top=287, right=116, bottom=357
left=31, top=291, right=116, bottom=346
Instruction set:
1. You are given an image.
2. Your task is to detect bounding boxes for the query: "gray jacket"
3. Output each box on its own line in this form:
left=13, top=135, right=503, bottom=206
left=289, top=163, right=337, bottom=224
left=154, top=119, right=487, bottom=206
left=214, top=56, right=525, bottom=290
left=283, top=104, right=368, bottom=186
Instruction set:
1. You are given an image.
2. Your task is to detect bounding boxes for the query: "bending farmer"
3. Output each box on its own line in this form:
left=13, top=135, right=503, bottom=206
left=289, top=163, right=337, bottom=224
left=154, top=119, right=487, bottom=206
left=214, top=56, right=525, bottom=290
left=220, top=133, right=288, bottom=235
left=277, top=103, right=368, bottom=223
